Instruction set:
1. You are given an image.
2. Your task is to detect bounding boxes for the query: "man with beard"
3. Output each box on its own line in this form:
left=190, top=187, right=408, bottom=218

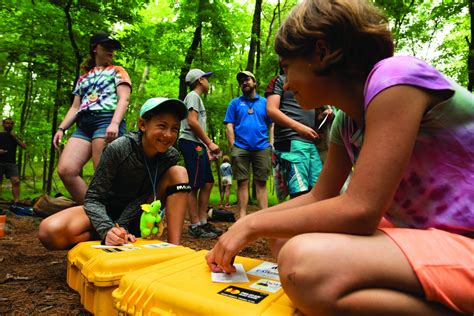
left=0, top=118, right=27, bottom=203
left=224, top=71, right=272, bottom=218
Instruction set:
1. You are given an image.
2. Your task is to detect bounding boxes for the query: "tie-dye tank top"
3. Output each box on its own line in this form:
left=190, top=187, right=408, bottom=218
left=73, top=65, right=131, bottom=113
left=330, top=56, right=473, bottom=236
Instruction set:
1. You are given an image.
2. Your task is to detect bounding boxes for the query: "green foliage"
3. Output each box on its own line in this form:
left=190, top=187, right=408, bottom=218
left=0, top=0, right=471, bottom=198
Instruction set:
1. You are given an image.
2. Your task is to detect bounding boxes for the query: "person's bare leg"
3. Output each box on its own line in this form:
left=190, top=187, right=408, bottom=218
left=10, top=176, right=20, bottom=203
left=268, top=238, right=289, bottom=257
left=156, top=166, right=189, bottom=245
left=38, top=206, right=94, bottom=250
left=91, top=137, right=107, bottom=169
left=198, top=182, right=213, bottom=221
left=225, top=185, right=230, bottom=206
left=57, top=138, right=92, bottom=204
left=237, top=179, right=249, bottom=218
left=219, top=185, right=225, bottom=207
left=255, top=179, right=268, bottom=210
left=187, top=189, right=200, bottom=225
left=278, top=232, right=462, bottom=316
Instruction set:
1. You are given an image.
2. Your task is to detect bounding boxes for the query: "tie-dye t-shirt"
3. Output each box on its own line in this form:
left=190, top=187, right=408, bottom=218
left=73, top=65, right=131, bottom=113
left=330, top=56, right=474, bottom=236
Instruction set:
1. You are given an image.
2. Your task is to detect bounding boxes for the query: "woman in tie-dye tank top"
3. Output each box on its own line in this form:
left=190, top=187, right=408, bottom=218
left=52, top=32, right=132, bottom=204
left=206, top=1, right=473, bottom=315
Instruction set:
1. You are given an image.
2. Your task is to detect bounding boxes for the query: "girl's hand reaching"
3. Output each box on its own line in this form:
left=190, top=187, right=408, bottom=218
left=205, top=215, right=257, bottom=273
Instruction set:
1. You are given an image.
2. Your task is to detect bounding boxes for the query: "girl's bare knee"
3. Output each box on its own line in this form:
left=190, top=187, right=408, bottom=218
left=278, top=234, right=346, bottom=315
left=38, top=220, right=55, bottom=249
left=38, top=218, right=66, bottom=250
left=167, top=166, right=189, bottom=183
left=278, top=235, right=311, bottom=285
left=57, top=163, right=80, bottom=180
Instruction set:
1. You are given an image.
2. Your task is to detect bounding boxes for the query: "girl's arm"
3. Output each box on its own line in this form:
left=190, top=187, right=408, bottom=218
left=267, top=94, right=318, bottom=141
left=207, top=84, right=431, bottom=272
left=84, top=142, right=123, bottom=239
left=105, top=84, right=131, bottom=143
left=53, top=95, right=81, bottom=149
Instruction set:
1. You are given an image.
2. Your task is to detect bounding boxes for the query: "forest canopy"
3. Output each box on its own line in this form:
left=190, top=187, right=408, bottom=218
left=0, top=0, right=471, bottom=195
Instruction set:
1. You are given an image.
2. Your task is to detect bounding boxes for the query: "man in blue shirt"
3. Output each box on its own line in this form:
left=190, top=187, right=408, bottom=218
left=224, top=71, right=272, bottom=218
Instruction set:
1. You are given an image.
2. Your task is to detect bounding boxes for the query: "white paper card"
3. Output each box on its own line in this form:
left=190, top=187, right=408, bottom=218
left=211, top=264, right=249, bottom=283
left=142, top=243, right=176, bottom=249
left=91, top=243, right=135, bottom=249
left=246, top=262, right=280, bottom=280
left=249, top=279, right=282, bottom=293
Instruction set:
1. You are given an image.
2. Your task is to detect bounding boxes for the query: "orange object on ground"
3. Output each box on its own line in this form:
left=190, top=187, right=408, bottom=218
left=0, top=214, right=6, bottom=237
left=380, top=227, right=474, bottom=313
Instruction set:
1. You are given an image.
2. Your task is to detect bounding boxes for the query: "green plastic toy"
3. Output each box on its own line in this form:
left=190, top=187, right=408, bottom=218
left=140, top=200, right=164, bottom=239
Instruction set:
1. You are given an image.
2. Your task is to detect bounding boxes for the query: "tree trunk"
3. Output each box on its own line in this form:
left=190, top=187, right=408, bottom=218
left=246, top=0, right=262, bottom=73
left=42, top=109, right=52, bottom=192
left=47, top=56, right=63, bottom=194
left=18, top=61, right=33, bottom=180
left=135, top=66, right=150, bottom=106
left=468, top=0, right=473, bottom=91
left=265, top=0, right=281, bottom=49
left=64, top=0, right=82, bottom=89
left=179, top=23, right=203, bottom=100
left=208, top=121, right=221, bottom=197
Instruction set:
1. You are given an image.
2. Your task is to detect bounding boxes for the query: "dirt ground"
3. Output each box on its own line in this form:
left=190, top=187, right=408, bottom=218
left=0, top=202, right=273, bottom=315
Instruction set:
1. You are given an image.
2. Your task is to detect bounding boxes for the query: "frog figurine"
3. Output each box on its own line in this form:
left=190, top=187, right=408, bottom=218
left=140, top=200, right=164, bottom=239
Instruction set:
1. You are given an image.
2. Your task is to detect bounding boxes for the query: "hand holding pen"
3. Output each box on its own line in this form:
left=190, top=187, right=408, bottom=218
left=104, top=223, right=136, bottom=245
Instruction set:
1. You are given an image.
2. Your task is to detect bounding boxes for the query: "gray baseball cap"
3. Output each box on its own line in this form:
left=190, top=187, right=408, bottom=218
left=139, top=98, right=188, bottom=121
left=185, top=69, right=213, bottom=85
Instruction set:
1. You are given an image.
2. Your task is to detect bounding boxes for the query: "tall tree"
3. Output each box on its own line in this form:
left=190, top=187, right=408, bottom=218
left=468, top=0, right=473, bottom=91
left=246, top=0, right=262, bottom=73
left=179, top=11, right=203, bottom=100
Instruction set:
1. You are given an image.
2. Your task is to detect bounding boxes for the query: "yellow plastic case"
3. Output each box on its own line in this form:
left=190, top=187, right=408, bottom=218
left=112, top=250, right=296, bottom=315
left=66, top=239, right=195, bottom=315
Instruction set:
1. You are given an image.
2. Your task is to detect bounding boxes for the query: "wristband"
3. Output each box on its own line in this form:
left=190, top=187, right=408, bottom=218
left=57, top=127, right=66, bottom=133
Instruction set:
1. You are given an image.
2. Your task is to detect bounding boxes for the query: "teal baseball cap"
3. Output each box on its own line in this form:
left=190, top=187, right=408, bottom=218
left=139, top=98, right=188, bottom=121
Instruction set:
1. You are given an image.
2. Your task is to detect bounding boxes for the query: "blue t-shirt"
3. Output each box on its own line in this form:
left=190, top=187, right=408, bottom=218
left=224, top=94, right=271, bottom=151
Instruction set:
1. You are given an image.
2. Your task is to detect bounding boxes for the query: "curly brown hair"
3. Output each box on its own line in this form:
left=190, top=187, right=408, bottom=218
left=275, top=0, right=394, bottom=80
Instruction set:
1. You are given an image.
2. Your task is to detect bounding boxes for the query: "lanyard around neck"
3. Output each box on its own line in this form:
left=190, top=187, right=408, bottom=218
left=142, top=152, right=159, bottom=201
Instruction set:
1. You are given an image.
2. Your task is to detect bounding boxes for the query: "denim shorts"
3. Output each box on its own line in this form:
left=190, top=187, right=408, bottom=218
left=71, top=111, right=126, bottom=142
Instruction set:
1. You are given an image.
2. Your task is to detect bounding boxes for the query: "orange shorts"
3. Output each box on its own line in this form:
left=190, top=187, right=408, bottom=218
left=379, top=226, right=474, bottom=313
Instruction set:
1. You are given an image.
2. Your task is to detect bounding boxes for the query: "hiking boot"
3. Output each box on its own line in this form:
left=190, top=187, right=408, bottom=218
left=188, top=225, right=217, bottom=239
left=201, top=222, right=223, bottom=236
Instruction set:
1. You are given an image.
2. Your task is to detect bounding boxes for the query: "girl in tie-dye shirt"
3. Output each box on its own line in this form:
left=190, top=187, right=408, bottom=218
left=52, top=32, right=131, bottom=204
left=206, top=1, right=473, bottom=315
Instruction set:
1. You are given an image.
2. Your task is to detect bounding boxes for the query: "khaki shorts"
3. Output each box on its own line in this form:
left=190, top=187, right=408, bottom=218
left=231, top=146, right=271, bottom=182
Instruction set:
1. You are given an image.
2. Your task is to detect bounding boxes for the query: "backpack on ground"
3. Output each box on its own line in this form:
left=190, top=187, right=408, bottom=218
left=33, top=194, right=77, bottom=218
left=207, top=207, right=236, bottom=222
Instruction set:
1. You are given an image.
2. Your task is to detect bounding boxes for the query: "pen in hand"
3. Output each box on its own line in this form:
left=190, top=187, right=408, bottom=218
left=115, top=223, right=128, bottom=244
